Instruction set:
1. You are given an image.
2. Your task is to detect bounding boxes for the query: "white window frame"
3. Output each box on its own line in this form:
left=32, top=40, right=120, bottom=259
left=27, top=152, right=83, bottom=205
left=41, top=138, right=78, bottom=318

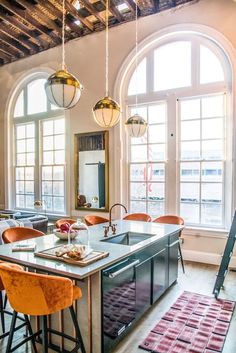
left=7, top=73, right=69, bottom=216
left=114, top=27, right=234, bottom=231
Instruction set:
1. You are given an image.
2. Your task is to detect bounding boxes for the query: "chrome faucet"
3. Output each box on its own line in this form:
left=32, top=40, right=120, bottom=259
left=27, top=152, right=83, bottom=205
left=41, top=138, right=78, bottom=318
left=103, top=203, right=128, bottom=236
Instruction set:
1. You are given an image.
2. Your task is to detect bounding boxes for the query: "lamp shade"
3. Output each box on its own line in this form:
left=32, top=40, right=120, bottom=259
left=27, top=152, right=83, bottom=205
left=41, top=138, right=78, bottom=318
left=92, top=96, right=121, bottom=128
left=45, top=69, right=82, bottom=109
left=125, top=114, right=148, bottom=138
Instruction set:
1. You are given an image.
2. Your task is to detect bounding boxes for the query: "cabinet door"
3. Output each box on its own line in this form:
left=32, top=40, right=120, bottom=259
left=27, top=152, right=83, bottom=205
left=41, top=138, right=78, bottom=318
left=135, top=258, right=152, bottom=318
left=152, top=247, right=168, bottom=303
left=168, top=234, right=179, bottom=286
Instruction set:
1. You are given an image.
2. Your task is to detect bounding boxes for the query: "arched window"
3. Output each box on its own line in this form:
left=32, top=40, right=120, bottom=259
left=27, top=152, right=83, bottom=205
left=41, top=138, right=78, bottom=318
left=12, top=76, right=66, bottom=214
left=125, top=34, right=231, bottom=229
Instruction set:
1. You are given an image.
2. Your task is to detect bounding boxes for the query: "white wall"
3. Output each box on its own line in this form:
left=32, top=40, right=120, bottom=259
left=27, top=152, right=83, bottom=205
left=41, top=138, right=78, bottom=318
left=1, top=0, right=236, bottom=264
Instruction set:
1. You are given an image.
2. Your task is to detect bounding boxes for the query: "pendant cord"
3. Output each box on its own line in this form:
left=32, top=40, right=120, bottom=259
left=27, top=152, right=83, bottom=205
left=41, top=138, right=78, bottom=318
left=135, top=0, right=138, bottom=113
left=105, top=0, right=109, bottom=97
left=62, top=0, right=66, bottom=70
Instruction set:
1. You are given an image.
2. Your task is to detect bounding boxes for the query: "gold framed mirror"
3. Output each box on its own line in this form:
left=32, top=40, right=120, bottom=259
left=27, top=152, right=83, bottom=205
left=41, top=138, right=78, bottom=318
left=74, top=131, right=109, bottom=211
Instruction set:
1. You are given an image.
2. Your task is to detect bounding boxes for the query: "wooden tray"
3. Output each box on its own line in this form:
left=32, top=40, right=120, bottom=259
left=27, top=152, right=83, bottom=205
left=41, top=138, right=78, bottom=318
left=35, top=245, right=109, bottom=267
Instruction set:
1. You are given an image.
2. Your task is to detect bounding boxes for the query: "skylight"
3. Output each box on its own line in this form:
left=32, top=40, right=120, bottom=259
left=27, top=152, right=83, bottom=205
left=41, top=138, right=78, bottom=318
left=74, top=20, right=81, bottom=26
left=73, top=0, right=81, bottom=10
left=117, top=3, right=129, bottom=12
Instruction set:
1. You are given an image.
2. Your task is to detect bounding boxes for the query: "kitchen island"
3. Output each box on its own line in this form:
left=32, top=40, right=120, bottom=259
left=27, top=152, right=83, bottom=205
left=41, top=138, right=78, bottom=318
left=0, top=220, right=183, bottom=353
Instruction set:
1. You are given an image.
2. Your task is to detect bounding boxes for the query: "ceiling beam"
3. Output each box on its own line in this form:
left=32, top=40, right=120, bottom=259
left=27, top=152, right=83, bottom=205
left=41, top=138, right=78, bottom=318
left=0, top=0, right=60, bottom=44
left=64, top=0, right=93, bottom=31
left=124, top=0, right=136, bottom=14
left=100, top=0, right=124, bottom=22
left=0, top=31, right=30, bottom=55
left=0, top=49, right=12, bottom=63
left=0, top=40, right=20, bottom=59
left=0, top=23, right=40, bottom=52
left=80, top=0, right=106, bottom=25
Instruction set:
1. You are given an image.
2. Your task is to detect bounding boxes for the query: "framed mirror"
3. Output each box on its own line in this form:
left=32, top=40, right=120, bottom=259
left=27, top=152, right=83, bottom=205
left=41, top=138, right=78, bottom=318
left=74, top=131, right=109, bottom=211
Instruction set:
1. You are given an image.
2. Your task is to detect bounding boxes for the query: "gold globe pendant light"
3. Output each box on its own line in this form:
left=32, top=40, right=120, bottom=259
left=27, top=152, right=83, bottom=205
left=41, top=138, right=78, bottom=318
left=125, top=1, right=148, bottom=138
left=93, top=0, right=121, bottom=128
left=45, top=0, right=82, bottom=109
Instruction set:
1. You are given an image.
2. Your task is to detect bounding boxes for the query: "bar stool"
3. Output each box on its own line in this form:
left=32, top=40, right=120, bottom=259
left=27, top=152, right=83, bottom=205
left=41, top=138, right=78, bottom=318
left=153, top=215, right=185, bottom=273
left=84, top=215, right=108, bottom=226
left=0, top=262, right=25, bottom=339
left=2, top=227, right=44, bottom=244
left=0, top=263, right=86, bottom=353
left=123, top=213, right=151, bottom=222
left=55, top=218, right=76, bottom=228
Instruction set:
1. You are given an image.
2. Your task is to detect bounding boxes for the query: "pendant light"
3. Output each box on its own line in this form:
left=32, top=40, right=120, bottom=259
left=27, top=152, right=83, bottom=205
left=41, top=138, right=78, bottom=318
left=45, top=0, right=83, bottom=109
left=92, top=0, right=121, bottom=128
left=125, top=1, right=147, bottom=138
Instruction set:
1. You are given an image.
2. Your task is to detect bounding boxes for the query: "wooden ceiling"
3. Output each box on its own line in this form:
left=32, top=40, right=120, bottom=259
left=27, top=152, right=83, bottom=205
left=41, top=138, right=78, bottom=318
left=0, top=0, right=197, bottom=66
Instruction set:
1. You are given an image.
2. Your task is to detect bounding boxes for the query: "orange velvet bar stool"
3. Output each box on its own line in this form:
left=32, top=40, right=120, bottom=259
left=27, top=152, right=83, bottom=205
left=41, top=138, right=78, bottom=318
left=2, top=227, right=44, bottom=244
left=0, top=262, right=25, bottom=339
left=55, top=218, right=76, bottom=228
left=0, top=263, right=86, bottom=353
left=123, top=213, right=152, bottom=222
left=84, top=215, right=109, bottom=226
left=153, top=215, right=185, bottom=273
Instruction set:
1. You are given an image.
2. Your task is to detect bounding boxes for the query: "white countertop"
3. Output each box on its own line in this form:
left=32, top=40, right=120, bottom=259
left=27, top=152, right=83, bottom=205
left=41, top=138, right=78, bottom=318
left=0, top=220, right=183, bottom=279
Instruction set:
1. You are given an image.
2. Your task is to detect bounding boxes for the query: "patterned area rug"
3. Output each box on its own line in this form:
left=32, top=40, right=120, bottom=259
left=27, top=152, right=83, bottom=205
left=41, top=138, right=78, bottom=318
left=139, top=291, right=235, bottom=353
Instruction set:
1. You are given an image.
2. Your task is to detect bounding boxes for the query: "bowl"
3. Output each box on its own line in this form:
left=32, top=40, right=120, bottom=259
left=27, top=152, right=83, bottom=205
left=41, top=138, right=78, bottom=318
left=54, top=230, right=78, bottom=240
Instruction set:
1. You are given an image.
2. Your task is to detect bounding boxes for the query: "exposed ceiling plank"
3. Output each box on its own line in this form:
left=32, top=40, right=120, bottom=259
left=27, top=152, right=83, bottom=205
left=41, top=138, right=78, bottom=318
left=0, top=31, right=30, bottom=55
left=80, top=0, right=106, bottom=25
left=0, top=0, right=60, bottom=44
left=0, top=40, right=20, bottom=59
left=0, top=22, right=40, bottom=52
left=0, top=49, right=12, bottom=63
left=35, top=0, right=82, bottom=36
left=101, top=0, right=124, bottom=22
left=124, top=0, right=136, bottom=14
left=64, top=0, right=93, bottom=31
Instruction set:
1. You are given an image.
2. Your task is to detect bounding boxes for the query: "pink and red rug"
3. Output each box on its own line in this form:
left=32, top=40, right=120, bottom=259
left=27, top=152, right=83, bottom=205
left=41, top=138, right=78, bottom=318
left=139, top=291, right=235, bottom=353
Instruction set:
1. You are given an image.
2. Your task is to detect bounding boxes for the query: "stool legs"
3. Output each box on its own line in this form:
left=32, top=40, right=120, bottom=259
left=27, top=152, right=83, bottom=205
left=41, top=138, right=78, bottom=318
left=41, top=315, right=48, bottom=353
left=69, top=306, right=86, bottom=353
left=6, top=310, right=17, bottom=353
left=24, top=314, right=38, bottom=353
left=0, top=291, right=5, bottom=333
left=178, top=242, right=185, bottom=274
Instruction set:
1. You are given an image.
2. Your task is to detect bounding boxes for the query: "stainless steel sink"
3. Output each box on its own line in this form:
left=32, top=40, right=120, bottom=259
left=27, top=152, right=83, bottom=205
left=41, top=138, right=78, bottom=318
left=101, top=232, right=154, bottom=246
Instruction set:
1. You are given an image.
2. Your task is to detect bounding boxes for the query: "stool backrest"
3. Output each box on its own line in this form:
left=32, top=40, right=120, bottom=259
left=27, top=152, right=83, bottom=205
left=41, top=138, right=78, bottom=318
left=2, top=227, right=44, bottom=244
left=0, top=264, right=76, bottom=315
left=55, top=219, right=76, bottom=228
left=0, top=262, right=23, bottom=291
left=84, top=215, right=108, bottom=226
left=123, top=213, right=151, bottom=222
left=153, top=215, right=184, bottom=225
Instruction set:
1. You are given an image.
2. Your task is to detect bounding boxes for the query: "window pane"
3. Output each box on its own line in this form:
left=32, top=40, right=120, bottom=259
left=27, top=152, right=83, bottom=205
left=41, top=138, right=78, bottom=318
left=16, top=167, right=24, bottom=180
left=26, top=139, right=35, bottom=152
left=54, top=119, right=65, bottom=134
left=202, top=162, right=223, bottom=182
left=16, top=125, right=25, bottom=139
left=180, top=162, right=200, bottom=182
left=25, top=167, right=34, bottom=180
left=43, top=120, right=54, bottom=136
left=17, top=154, right=26, bottom=166
left=130, top=201, right=146, bottom=214
left=201, top=183, right=222, bottom=203
left=180, top=203, right=199, bottom=224
left=43, top=136, right=53, bottom=151
left=43, top=151, right=53, bottom=165
left=53, top=181, right=64, bottom=196
left=130, top=183, right=146, bottom=200
left=42, top=196, right=53, bottom=211
left=154, top=41, right=191, bottom=91
left=25, top=181, right=34, bottom=194
left=202, top=140, right=224, bottom=160
left=53, top=166, right=64, bottom=180
left=131, top=145, right=147, bottom=162
left=148, top=104, right=166, bottom=124
left=148, top=183, right=164, bottom=201
left=202, top=95, right=224, bottom=118
left=149, top=144, right=165, bottom=161
left=54, top=150, right=65, bottom=164
left=202, top=118, right=223, bottom=140
left=181, top=120, right=200, bottom=141
left=149, top=124, right=165, bottom=143
left=201, top=204, right=222, bottom=226
left=27, top=79, right=47, bottom=115
left=16, top=181, right=24, bottom=194
left=150, top=164, right=165, bottom=182
left=181, top=141, right=200, bottom=160
left=131, top=134, right=147, bottom=145
left=180, top=99, right=200, bottom=120
left=54, top=135, right=65, bottom=150
left=25, top=195, right=34, bottom=208
left=130, top=164, right=146, bottom=182
left=128, top=58, right=146, bottom=95
left=17, top=140, right=26, bottom=153
left=42, top=181, right=52, bottom=195
left=26, top=124, right=35, bottom=138
left=200, top=45, right=224, bottom=84
left=16, top=194, right=25, bottom=208
left=42, top=166, right=52, bottom=180
left=148, top=202, right=164, bottom=218
left=26, top=153, right=34, bottom=165
left=53, top=197, right=64, bottom=212
left=14, top=90, right=24, bottom=118
left=180, top=183, right=199, bottom=203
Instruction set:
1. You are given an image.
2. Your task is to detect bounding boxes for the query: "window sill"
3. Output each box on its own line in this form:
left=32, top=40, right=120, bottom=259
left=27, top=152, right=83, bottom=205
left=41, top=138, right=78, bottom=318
left=183, top=226, right=228, bottom=239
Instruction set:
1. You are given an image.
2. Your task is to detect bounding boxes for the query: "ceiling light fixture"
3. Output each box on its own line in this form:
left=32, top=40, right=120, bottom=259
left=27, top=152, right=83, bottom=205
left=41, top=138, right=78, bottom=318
left=125, top=1, right=148, bottom=138
left=92, top=0, right=121, bottom=128
left=45, top=0, right=83, bottom=109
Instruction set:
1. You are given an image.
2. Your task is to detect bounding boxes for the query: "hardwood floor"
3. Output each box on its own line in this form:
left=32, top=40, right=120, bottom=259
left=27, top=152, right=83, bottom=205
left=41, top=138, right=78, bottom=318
left=0, top=261, right=235, bottom=352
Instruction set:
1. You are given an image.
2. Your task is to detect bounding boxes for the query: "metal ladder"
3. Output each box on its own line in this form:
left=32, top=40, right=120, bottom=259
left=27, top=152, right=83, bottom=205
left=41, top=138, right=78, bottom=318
left=213, top=210, right=236, bottom=298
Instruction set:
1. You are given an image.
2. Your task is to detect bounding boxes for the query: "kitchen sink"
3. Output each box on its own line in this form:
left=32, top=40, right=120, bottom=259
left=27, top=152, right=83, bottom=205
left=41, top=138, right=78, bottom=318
left=101, top=231, right=154, bottom=246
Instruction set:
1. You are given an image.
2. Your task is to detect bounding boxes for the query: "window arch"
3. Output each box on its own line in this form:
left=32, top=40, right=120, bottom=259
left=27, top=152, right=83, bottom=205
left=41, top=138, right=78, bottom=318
left=10, top=74, right=67, bottom=215
left=122, top=32, right=232, bottom=229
